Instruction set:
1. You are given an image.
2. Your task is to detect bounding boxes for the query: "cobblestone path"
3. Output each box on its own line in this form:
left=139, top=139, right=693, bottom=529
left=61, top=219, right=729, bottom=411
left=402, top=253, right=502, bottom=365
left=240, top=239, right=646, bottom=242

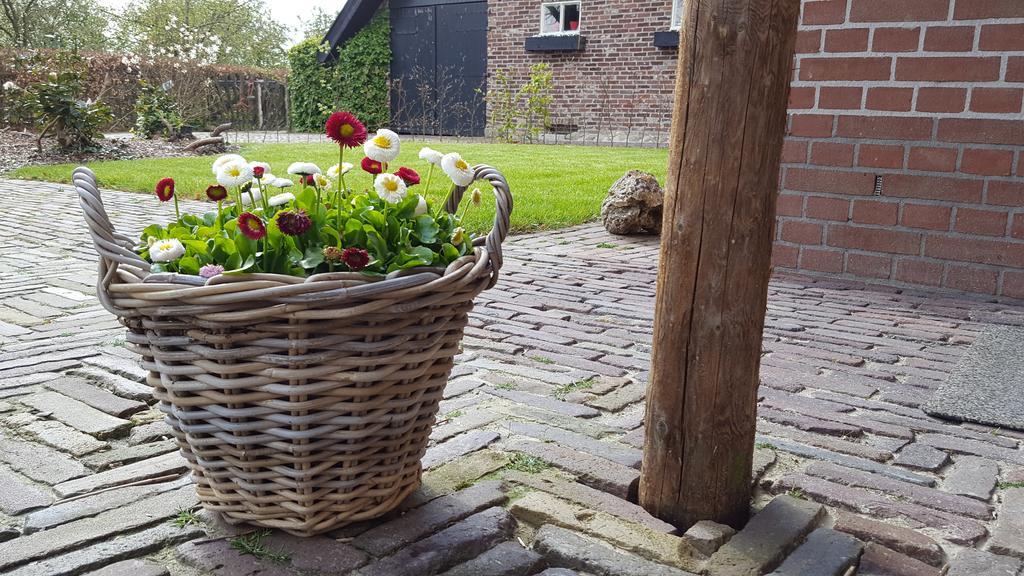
left=1, top=177, right=1023, bottom=575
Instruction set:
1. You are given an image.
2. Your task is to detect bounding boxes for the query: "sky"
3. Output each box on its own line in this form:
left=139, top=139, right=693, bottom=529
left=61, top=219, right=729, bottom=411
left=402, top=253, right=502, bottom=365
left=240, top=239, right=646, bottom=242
left=98, top=0, right=349, bottom=45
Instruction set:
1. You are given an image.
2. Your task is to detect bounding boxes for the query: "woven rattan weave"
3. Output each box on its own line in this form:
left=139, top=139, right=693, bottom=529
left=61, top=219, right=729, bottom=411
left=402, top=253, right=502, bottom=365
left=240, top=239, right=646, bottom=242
left=74, top=165, right=512, bottom=536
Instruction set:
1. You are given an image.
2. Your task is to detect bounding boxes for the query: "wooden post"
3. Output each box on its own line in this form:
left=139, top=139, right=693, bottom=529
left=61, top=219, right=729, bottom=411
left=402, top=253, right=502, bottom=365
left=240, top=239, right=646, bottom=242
left=639, top=0, right=801, bottom=529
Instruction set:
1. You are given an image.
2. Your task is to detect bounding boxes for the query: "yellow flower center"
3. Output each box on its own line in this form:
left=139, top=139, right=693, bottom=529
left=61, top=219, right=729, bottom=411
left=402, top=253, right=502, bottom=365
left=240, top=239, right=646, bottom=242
left=246, top=219, right=261, bottom=231
left=373, top=135, right=392, bottom=149
left=228, top=166, right=241, bottom=177
left=341, top=124, right=355, bottom=137
left=383, top=179, right=399, bottom=192
left=455, top=159, right=468, bottom=171
left=156, top=241, right=175, bottom=251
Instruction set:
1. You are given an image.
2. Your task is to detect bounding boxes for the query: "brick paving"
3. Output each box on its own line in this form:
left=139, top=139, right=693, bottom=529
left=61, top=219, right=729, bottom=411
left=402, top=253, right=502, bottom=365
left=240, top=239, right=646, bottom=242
left=1, top=177, right=1023, bottom=575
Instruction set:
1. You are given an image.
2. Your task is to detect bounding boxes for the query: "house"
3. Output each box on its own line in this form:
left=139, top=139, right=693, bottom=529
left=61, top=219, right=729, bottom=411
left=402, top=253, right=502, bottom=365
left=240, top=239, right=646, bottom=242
left=321, top=0, right=683, bottom=138
left=323, top=1, right=1024, bottom=298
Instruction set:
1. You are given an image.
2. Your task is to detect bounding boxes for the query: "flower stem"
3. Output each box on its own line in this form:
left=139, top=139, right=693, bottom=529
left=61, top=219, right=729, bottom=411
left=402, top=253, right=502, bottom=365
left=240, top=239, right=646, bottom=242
left=216, top=200, right=222, bottom=230
left=259, top=179, right=269, bottom=212
left=172, top=194, right=180, bottom=221
left=423, top=164, right=434, bottom=197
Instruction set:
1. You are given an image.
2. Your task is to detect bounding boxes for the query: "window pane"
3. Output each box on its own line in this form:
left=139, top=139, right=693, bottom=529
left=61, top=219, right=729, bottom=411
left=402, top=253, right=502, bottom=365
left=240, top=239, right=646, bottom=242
left=542, top=5, right=561, bottom=34
left=672, top=0, right=683, bottom=29
left=563, top=4, right=580, bottom=32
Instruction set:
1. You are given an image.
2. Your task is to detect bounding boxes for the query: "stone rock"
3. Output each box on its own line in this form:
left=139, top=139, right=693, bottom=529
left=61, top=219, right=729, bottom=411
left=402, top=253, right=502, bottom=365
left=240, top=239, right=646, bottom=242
left=437, top=541, right=543, bottom=576
left=766, top=528, right=862, bottom=576
left=0, top=486, right=196, bottom=571
left=682, top=520, right=736, bottom=557
left=82, top=439, right=178, bottom=471
left=510, top=491, right=700, bottom=571
left=401, top=450, right=509, bottom=509
left=353, top=507, right=516, bottom=576
left=706, top=495, right=825, bottom=576
left=895, top=444, right=950, bottom=471
left=532, top=524, right=694, bottom=576
left=989, top=488, right=1024, bottom=559
left=947, top=549, right=1023, bottom=576
left=536, top=570, right=578, bottom=576
left=85, top=559, right=170, bottom=576
left=943, top=456, right=998, bottom=501
left=20, top=391, right=131, bottom=438
left=176, top=538, right=293, bottom=576
left=0, top=431, right=89, bottom=485
left=422, top=430, right=500, bottom=470
left=261, top=533, right=368, bottom=574
left=508, top=439, right=639, bottom=499
left=17, top=417, right=108, bottom=456
left=127, top=420, right=172, bottom=444
left=53, top=451, right=187, bottom=497
left=8, top=522, right=201, bottom=576
left=504, top=470, right=675, bottom=533
left=857, top=543, right=940, bottom=576
left=755, top=435, right=935, bottom=487
left=352, top=480, right=507, bottom=556
left=832, top=511, right=944, bottom=567
left=507, top=421, right=641, bottom=469
left=600, top=171, right=664, bottom=235
left=24, top=476, right=191, bottom=534
left=0, top=468, right=53, bottom=515
left=45, top=377, right=147, bottom=418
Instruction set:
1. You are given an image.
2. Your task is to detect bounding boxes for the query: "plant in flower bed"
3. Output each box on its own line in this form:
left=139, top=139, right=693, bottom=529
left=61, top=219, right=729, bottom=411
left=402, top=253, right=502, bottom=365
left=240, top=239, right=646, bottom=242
left=138, top=111, right=483, bottom=278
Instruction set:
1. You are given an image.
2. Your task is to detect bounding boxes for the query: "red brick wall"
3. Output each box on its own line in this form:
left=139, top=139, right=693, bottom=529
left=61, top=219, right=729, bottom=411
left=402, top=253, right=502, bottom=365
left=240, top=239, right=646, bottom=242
left=487, top=1, right=1024, bottom=297
left=487, top=1, right=678, bottom=133
left=777, top=0, right=1024, bottom=297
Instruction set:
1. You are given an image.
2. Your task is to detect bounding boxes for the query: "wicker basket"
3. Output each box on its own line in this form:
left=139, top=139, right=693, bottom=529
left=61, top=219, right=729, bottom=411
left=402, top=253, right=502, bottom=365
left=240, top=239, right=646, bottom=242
left=74, top=165, right=512, bottom=536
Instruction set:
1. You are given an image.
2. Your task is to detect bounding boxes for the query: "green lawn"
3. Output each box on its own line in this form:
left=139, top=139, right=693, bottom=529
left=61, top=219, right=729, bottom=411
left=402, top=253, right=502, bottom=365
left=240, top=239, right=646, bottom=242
left=11, top=141, right=668, bottom=234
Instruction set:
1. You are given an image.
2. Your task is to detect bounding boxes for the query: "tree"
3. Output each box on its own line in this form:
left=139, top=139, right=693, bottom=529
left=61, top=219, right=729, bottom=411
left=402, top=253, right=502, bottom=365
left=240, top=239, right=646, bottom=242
left=297, top=6, right=336, bottom=42
left=113, top=0, right=290, bottom=68
left=0, top=0, right=110, bottom=50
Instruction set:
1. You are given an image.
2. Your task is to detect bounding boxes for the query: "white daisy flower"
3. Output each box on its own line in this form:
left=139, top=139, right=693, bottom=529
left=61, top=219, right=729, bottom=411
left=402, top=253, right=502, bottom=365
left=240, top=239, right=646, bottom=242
left=441, top=153, right=475, bottom=187
left=212, top=154, right=245, bottom=175
left=327, top=163, right=354, bottom=178
left=419, top=147, right=444, bottom=166
left=259, top=173, right=276, bottom=183
left=150, top=238, right=185, bottom=262
left=287, top=162, right=321, bottom=176
left=364, top=129, right=401, bottom=163
left=216, top=160, right=254, bottom=188
left=240, top=187, right=263, bottom=206
left=268, top=192, right=296, bottom=207
left=2, top=81, right=19, bottom=91
left=414, top=195, right=428, bottom=216
left=269, top=178, right=293, bottom=189
left=314, top=173, right=331, bottom=188
left=374, top=173, right=407, bottom=204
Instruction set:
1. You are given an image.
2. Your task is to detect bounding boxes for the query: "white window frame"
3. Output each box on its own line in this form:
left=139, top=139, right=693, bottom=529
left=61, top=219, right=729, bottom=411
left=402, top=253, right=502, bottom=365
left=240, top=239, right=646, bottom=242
left=539, top=1, right=582, bottom=36
left=671, top=0, right=684, bottom=30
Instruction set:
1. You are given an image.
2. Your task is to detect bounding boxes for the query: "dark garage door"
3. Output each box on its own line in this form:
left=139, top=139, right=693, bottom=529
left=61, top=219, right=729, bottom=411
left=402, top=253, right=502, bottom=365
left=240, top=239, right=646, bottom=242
left=390, top=0, right=487, bottom=137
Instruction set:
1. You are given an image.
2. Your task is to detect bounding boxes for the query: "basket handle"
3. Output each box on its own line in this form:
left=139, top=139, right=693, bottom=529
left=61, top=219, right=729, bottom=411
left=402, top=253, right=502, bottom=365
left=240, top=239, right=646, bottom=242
left=443, top=164, right=513, bottom=288
left=73, top=167, right=150, bottom=316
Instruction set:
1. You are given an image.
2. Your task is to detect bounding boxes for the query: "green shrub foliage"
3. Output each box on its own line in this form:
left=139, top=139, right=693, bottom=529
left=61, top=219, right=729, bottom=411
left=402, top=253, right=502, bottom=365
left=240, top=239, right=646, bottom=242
left=288, top=10, right=391, bottom=132
left=133, top=80, right=184, bottom=138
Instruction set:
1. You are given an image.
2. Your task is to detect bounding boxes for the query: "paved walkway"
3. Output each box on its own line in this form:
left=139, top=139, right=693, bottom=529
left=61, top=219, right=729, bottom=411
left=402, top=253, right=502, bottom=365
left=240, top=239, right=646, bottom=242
left=0, top=177, right=1023, bottom=575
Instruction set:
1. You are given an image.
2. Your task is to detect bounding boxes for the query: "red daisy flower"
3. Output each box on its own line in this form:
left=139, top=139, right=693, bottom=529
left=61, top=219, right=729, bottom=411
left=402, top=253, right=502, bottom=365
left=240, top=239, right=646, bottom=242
left=341, top=247, right=371, bottom=271
left=303, top=174, right=316, bottom=186
left=361, top=157, right=383, bottom=175
left=237, top=212, right=267, bottom=240
left=155, top=177, right=175, bottom=202
left=205, top=184, right=228, bottom=202
left=252, top=166, right=265, bottom=179
left=394, top=166, right=420, bottom=186
left=276, top=209, right=312, bottom=236
left=325, top=111, right=368, bottom=148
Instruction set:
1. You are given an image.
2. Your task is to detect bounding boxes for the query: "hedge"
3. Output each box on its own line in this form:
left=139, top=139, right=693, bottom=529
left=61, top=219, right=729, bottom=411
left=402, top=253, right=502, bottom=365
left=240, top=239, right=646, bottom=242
left=288, top=10, right=391, bottom=133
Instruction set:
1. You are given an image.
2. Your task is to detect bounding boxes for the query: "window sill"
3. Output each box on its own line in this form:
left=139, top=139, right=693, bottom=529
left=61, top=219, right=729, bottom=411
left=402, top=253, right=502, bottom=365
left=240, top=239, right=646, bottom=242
left=653, top=30, right=680, bottom=48
left=525, top=35, right=587, bottom=52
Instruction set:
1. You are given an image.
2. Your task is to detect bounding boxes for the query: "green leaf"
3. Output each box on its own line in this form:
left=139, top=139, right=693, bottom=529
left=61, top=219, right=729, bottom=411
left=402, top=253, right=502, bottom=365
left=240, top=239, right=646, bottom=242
left=223, top=255, right=256, bottom=275
left=300, top=245, right=325, bottom=269
left=414, top=215, right=440, bottom=244
left=179, top=256, right=200, bottom=275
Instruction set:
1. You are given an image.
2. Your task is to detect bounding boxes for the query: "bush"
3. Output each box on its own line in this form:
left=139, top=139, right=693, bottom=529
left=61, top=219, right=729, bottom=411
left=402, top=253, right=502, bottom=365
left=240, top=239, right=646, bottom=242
left=133, top=80, right=184, bottom=138
left=288, top=10, right=391, bottom=132
left=15, top=51, right=112, bottom=150
left=483, top=63, right=554, bottom=144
